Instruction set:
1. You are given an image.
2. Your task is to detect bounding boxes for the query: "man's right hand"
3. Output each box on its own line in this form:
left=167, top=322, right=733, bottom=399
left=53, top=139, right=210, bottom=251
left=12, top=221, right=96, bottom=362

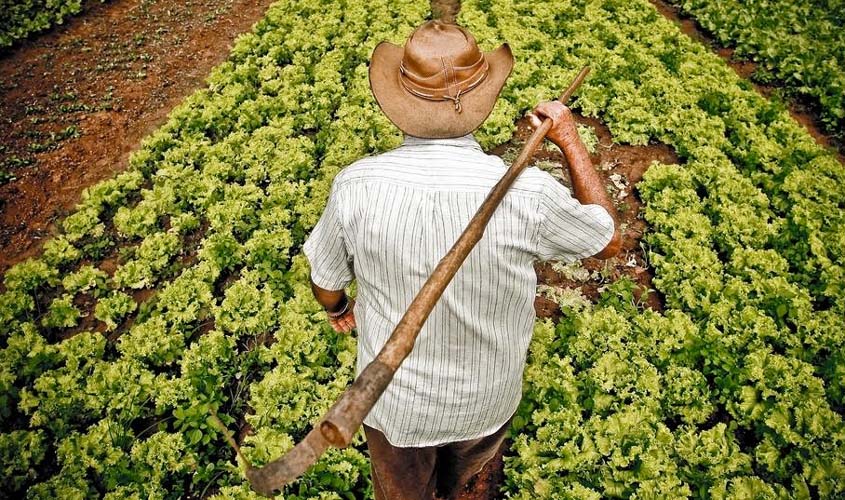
left=310, top=279, right=357, bottom=333
left=327, top=298, right=356, bottom=333
left=526, top=101, right=580, bottom=149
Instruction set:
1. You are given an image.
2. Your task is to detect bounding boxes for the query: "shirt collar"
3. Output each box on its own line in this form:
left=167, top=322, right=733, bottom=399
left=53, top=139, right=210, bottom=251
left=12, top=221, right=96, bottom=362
left=401, top=133, right=483, bottom=151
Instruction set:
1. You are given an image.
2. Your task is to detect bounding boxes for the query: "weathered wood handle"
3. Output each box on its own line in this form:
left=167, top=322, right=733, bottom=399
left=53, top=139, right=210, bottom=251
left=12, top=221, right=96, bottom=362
left=245, top=66, right=590, bottom=497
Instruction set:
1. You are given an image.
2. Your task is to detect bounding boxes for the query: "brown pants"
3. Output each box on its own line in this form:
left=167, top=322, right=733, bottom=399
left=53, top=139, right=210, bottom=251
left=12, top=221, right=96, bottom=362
left=363, top=416, right=512, bottom=500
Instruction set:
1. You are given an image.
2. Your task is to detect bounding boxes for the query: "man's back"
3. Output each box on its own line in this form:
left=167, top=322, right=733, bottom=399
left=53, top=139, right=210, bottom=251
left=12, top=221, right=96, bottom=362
left=303, top=133, right=614, bottom=447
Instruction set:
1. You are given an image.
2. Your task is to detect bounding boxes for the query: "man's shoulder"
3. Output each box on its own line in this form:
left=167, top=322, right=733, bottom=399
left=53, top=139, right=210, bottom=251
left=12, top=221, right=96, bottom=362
left=510, top=164, right=565, bottom=198
left=519, top=165, right=560, bottom=187
left=332, top=146, right=560, bottom=196
left=331, top=153, right=394, bottom=189
left=332, top=146, right=441, bottom=185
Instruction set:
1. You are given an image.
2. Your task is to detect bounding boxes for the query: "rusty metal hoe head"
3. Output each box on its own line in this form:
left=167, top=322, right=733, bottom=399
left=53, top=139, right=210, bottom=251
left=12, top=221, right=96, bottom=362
left=244, top=427, right=332, bottom=497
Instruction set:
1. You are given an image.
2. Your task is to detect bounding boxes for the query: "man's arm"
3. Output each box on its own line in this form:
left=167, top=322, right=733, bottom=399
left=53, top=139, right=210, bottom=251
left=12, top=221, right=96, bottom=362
left=527, top=102, right=622, bottom=259
left=310, top=279, right=356, bottom=333
left=301, top=179, right=357, bottom=333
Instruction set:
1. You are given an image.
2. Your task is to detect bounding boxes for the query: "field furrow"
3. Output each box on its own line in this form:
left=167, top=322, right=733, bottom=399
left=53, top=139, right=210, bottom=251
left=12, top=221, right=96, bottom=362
left=0, top=0, right=842, bottom=498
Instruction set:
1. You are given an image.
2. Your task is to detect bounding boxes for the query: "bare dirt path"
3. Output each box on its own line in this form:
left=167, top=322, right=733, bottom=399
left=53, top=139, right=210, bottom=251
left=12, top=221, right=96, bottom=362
left=0, top=0, right=277, bottom=273
left=487, top=115, right=675, bottom=320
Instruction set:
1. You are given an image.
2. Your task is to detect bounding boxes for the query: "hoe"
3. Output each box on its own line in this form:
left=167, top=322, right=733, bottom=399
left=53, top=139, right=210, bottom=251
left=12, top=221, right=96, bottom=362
left=213, top=66, right=591, bottom=498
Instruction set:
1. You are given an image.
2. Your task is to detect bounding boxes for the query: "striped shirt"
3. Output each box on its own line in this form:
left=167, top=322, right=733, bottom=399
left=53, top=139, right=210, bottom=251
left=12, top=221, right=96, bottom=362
left=302, top=133, right=614, bottom=447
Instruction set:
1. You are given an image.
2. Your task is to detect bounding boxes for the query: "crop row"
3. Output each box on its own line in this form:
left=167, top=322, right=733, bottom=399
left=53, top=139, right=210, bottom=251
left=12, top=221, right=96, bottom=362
left=668, top=0, right=845, bottom=141
left=0, top=0, right=107, bottom=49
left=0, top=0, right=423, bottom=497
left=1, top=0, right=843, bottom=498
left=472, top=0, right=844, bottom=497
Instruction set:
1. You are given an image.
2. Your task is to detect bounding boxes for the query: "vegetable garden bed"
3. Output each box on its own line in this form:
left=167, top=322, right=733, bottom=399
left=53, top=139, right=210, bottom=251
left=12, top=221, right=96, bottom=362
left=0, top=0, right=108, bottom=49
left=1, top=0, right=843, bottom=498
left=664, top=0, right=845, bottom=144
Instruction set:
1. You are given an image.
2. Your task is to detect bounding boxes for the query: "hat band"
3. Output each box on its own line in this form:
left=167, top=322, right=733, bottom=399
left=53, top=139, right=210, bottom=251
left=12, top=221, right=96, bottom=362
left=398, top=54, right=489, bottom=113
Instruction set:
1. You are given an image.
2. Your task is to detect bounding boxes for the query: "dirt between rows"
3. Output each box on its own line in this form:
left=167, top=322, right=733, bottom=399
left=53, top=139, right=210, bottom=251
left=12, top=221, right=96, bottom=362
left=0, top=0, right=277, bottom=273
left=506, top=115, right=676, bottom=318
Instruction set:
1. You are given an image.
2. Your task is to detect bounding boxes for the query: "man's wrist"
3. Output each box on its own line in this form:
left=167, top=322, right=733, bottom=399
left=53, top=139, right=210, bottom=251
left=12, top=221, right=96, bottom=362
left=326, top=294, right=350, bottom=317
left=549, top=123, right=580, bottom=150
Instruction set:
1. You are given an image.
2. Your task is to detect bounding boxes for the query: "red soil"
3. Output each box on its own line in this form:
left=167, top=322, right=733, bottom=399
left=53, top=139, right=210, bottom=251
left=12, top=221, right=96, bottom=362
left=487, top=116, right=677, bottom=321
left=0, top=0, right=277, bottom=274
left=1, top=1, right=841, bottom=498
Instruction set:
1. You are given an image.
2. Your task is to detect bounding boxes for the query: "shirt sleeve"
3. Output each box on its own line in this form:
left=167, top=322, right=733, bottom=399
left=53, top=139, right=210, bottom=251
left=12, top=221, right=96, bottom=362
left=302, top=181, right=355, bottom=290
left=535, top=175, right=616, bottom=262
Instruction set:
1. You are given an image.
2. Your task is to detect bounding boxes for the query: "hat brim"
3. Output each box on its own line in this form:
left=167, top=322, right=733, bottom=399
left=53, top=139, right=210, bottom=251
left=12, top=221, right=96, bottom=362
left=368, top=41, right=514, bottom=139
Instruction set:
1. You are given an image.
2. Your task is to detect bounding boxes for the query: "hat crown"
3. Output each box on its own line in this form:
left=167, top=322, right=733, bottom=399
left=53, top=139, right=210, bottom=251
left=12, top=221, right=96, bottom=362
left=401, top=20, right=482, bottom=76
left=398, top=20, right=490, bottom=113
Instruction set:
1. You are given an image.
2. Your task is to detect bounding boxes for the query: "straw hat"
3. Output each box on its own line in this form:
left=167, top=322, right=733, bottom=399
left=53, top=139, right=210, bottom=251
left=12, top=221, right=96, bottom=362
left=368, top=5, right=514, bottom=138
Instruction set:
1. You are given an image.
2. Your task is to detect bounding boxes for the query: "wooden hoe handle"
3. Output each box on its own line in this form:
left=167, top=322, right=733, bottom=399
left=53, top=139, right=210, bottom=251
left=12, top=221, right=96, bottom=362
left=244, top=66, right=591, bottom=497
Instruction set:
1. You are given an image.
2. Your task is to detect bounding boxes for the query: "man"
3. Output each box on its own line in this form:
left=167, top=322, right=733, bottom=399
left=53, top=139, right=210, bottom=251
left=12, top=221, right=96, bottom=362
left=302, top=17, right=620, bottom=500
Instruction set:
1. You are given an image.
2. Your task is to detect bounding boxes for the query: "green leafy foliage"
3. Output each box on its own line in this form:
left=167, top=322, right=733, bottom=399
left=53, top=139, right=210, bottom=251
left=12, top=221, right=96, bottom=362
left=0, top=0, right=109, bottom=48
left=113, top=230, right=182, bottom=289
left=17, top=332, right=106, bottom=437
left=94, top=290, right=137, bottom=331
left=41, top=235, right=81, bottom=268
left=116, top=316, right=184, bottom=366
left=1, top=0, right=843, bottom=497
left=669, top=0, right=845, bottom=140
left=214, top=270, right=277, bottom=337
left=61, top=264, right=108, bottom=295
left=41, top=294, right=81, bottom=329
left=0, top=429, right=47, bottom=493
left=3, top=258, right=59, bottom=293
left=0, top=290, right=36, bottom=336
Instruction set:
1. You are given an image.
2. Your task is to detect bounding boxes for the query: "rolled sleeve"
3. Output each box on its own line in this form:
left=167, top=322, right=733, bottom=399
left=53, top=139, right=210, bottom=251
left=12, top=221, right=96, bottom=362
left=536, top=176, right=616, bottom=262
left=302, top=182, right=354, bottom=290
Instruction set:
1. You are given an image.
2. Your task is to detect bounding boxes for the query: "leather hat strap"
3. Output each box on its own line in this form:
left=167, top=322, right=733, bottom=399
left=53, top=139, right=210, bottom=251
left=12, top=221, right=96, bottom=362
left=399, top=54, right=489, bottom=113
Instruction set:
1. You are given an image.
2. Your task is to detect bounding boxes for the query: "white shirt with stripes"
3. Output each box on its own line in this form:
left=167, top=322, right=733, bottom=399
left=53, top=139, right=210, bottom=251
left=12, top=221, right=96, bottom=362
left=303, top=133, right=614, bottom=447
